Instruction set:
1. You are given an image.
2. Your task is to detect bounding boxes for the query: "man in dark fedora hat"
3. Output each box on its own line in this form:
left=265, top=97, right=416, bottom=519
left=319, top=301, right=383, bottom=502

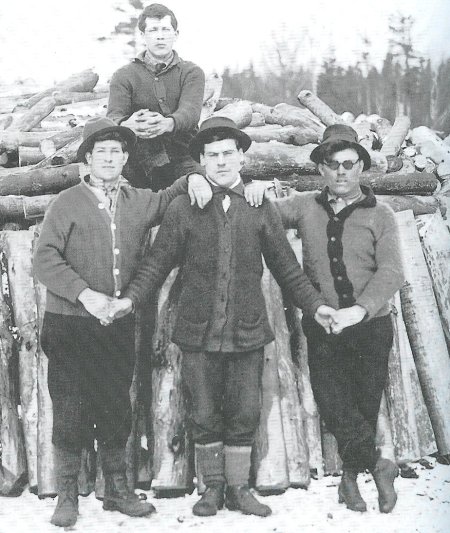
left=107, top=3, right=206, bottom=191
left=33, top=116, right=213, bottom=527
left=108, top=116, right=336, bottom=518
left=262, top=123, right=404, bottom=513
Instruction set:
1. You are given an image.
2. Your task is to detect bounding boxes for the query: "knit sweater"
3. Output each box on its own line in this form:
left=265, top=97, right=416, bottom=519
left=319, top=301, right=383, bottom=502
left=33, top=176, right=189, bottom=316
left=107, top=50, right=205, bottom=165
left=123, top=191, right=326, bottom=352
left=272, top=186, right=405, bottom=320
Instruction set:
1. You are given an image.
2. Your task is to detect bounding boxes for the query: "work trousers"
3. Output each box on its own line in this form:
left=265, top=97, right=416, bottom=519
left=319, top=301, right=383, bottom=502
left=302, top=314, right=393, bottom=471
left=41, top=312, right=135, bottom=452
left=182, top=349, right=264, bottom=447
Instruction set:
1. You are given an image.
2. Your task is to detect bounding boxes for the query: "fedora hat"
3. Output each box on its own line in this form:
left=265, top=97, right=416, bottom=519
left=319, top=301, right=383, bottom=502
left=76, top=116, right=136, bottom=163
left=189, top=116, right=252, bottom=162
left=310, top=124, right=371, bottom=171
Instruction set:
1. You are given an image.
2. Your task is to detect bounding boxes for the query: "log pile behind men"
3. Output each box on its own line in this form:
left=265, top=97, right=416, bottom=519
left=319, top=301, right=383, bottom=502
left=0, top=67, right=449, bottom=505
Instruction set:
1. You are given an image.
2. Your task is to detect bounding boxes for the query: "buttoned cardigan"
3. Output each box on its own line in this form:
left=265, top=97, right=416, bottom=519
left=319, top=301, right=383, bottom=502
left=33, top=176, right=188, bottom=316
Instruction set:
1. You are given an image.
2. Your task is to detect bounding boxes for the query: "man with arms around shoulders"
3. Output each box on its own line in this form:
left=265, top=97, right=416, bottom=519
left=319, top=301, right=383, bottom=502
left=33, top=116, right=212, bottom=528
left=255, top=124, right=405, bottom=514
left=107, top=3, right=206, bottom=190
left=108, top=117, right=336, bottom=518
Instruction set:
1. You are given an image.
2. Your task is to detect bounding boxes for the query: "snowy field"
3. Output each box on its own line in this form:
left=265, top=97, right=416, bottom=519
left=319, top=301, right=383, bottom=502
left=0, top=460, right=449, bottom=533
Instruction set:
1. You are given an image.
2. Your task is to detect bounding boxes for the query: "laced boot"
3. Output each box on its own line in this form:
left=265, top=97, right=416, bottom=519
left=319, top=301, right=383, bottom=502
left=50, top=448, right=80, bottom=528
left=102, top=447, right=155, bottom=517
left=372, top=457, right=399, bottom=513
left=338, top=469, right=367, bottom=512
left=225, top=486, right=272, bottom=517
left=193, top=483, right=225, bottom=516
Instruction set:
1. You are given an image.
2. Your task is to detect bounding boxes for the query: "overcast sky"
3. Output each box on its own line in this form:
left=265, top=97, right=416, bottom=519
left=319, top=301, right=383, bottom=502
left=1, top=0, right=449, bottom=88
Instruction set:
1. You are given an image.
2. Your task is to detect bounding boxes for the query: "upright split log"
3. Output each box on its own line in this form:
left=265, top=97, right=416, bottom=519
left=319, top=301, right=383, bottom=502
left=321, top=422, right=342, bottom=476
left=0, top=230, right=39, bottom=491
left=396, top=210, right=450, bottom=454
left=264, top=269, right=310, bottom=488
left=297, top=90, right=346, bottom=127
left=375, top=393, right=396, bottom=463
left=253, top=266, right=289, bottom=494
left=212, top=100, right=253, bottom=129
left=287, top=232, right=324, bottom=478
left=0, top=250, right=27, bottom=496
left=385, top=293, right=436, bottom=462
left=15, top=69, right=99, bottom=110
left=242, top=124, right=319, bottom=146
left=416, top=212, right=450, bottom=347
left=151, top=266, right=193, bottom=497
left=380, top=116, right=411, bottom=156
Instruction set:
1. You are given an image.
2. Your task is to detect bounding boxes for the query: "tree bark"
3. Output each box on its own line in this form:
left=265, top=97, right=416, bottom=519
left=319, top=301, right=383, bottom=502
left=0, top=248, right=27, bottom=496
left=150, top=266, right=193, bottom=497
left=380, top=116, right=411, bottom=156
left=242, top=124, right=319, bottom=146
left=297, top=90, right=346, bottom=127
left=377, top=194, right=441, bottom=215
left=253, top=266, right=289, bottom=495
left=251, top=102, right=324, bottom=135
left=14, top=69, right=99, bottom=110
left=0, top=231, right=39, bottom=491
left=0, top=163, right=81, bottom=196
left=212, top=100, right=253, bottom=129
left=0, top=130, right=61, bottom=152
left=265, top=269, right=310, bottom=488
left=8, top=97, right=57, bottom=132
left=396, top=210, right=450, bottom=455
left=19, top=146, right=45, bottom=166
left=39, top=126, right=83, bottom=157
left=0, top=195, right=55, bottom=220
left=416, top=212, right=450, bottom=348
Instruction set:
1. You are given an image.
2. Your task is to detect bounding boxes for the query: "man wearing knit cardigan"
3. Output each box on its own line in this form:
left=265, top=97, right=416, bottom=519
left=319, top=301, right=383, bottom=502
left=107, top=3, right=205, bottom=190
left=109, top=117, right=336, bottom=518
left=268, top=124, right=405, bottom=514
left=33, top=117, right=213, bottom=528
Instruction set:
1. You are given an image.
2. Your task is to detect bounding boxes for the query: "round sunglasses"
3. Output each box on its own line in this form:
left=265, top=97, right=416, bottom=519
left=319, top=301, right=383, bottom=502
left=323, top=159, right=360, bottom=170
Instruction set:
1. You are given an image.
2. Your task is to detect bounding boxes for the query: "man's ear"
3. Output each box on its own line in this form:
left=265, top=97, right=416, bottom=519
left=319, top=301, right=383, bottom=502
left=199, top=153, right=205, bottom=167
left=357, top=159, right=364, bottom=172
left=238, top=148, right=245, bottom=167
left=122, top=151, right=129, bottom=166
left=85, top=152, right=92, bottom=165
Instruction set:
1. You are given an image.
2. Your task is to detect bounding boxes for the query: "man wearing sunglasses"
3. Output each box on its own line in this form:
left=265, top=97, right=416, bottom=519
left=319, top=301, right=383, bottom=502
left=265, top=124, right=404, bottom=514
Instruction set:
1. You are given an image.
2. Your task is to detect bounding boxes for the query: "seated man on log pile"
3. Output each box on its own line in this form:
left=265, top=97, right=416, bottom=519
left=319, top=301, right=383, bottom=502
left=107, top=116, right=336, bottom=518
left=107, top=3, right=206, bottom=191
left=32, top=116, right=213, bottom=528
left=262, top=124, right=405, bottom=513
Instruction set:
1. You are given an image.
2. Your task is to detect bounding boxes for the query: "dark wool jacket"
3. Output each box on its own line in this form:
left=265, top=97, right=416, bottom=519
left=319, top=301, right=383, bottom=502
left=107, top=50, right=205, bottom=172
left=124, top=188, right=326, bottom=352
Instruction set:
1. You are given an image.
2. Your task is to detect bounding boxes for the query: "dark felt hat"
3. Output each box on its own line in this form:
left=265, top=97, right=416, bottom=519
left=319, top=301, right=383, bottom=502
left=189, top=116, right=252, bottom=162
left=310, top=124, right=371, bottom=171
left=76, top=117, right=136, bottom=163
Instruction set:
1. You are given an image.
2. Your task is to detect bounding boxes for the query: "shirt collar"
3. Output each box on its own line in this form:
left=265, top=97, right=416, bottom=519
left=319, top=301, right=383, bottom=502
left=207, top=176, right=245, bottom=197
left=135, top=49, right=180, bottom=71
left=316, top=185, right=376, bottom=209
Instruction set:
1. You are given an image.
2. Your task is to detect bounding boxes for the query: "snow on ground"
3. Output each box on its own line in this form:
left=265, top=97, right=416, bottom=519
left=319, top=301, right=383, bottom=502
left=0, top=461, right=449, bottom=533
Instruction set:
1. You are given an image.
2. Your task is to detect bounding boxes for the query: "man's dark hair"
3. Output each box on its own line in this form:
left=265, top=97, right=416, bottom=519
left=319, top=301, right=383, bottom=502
left=85, top=131, right=129, bottom=161
left=199, top=131, right=241, bottom=155
left=138, top=3, right=178, bottom=32
left=317, top=140, right=358, bottom=164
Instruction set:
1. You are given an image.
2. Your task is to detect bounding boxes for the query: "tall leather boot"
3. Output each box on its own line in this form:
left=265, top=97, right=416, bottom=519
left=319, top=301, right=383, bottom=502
left=338, top=469, right=367, bottom=512
left=102, top=447, right=155, bottom=517
left=193, top=442, right=225, bottom=516
left=372, top=457, right=399, bottom=513
left=50, top=447, right=80, bottom=528
left=224, top=445, right=271, bottom=517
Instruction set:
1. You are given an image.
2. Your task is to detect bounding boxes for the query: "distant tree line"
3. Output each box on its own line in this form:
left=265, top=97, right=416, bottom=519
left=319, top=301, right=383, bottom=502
left=221, top=15, right=450, bottom=132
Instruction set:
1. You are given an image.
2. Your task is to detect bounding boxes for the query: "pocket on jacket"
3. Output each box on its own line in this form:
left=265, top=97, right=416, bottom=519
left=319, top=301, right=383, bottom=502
left=235, top=314, right=271, bottom=350
left=173, top=315, right=208, bottom=349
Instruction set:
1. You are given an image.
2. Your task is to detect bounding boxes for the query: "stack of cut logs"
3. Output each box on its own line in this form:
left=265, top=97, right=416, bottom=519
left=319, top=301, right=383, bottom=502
left=0, top=70, right=449, bottom=499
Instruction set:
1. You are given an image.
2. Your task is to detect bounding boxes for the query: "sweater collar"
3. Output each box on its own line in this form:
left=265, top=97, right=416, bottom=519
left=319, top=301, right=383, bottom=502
left=315, top=185, right=376, bottom=209
left=135, top=49, right=180, bottom=72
